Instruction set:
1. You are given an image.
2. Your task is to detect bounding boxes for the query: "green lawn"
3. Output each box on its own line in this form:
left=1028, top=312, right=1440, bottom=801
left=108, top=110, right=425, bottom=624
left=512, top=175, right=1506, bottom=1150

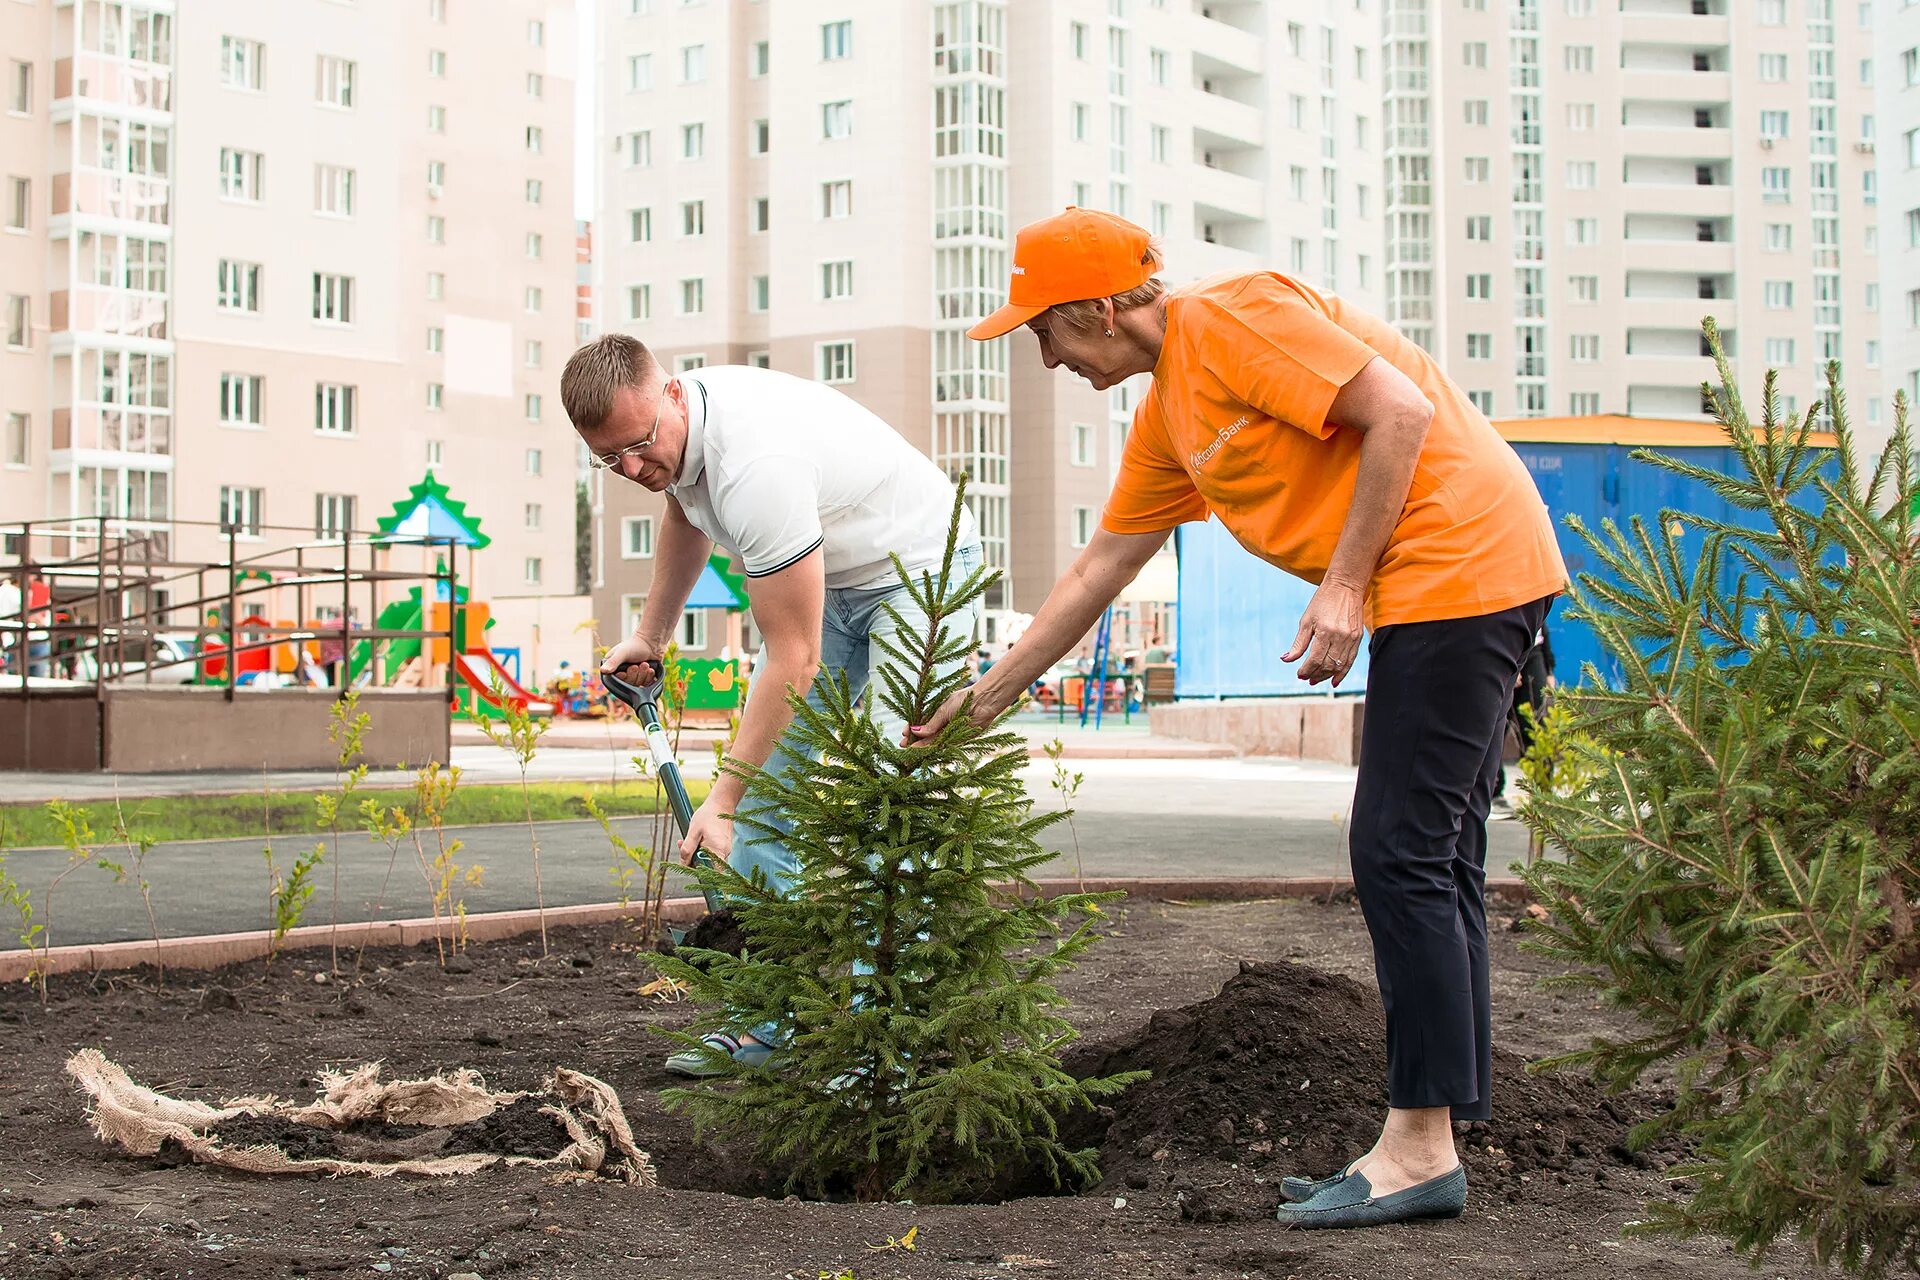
left=0, top=778, right=712, bottom=849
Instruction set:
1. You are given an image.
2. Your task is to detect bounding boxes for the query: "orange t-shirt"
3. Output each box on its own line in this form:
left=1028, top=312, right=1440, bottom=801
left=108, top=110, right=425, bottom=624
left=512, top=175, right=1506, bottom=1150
left=1103, top=272, right=1567, bottom=629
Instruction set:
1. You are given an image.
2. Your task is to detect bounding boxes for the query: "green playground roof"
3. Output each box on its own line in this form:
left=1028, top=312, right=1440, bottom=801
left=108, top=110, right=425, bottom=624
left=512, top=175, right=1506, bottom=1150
left=373, top=471, right=491, bottom=549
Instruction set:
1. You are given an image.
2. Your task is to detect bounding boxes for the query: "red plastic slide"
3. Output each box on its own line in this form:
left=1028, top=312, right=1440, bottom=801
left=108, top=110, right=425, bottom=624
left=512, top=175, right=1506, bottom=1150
left=454, top=651, right=557, bottom=716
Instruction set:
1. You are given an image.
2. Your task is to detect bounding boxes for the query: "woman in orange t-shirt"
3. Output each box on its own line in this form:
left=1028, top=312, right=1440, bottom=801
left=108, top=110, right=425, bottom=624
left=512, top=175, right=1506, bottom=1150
left=909, top=209, right=1566, bottom=1230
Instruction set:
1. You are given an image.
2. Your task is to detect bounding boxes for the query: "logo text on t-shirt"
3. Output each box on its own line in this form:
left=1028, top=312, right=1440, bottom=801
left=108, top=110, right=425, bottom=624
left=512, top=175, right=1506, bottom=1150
left=1190, top=413, right=1254, bottom=470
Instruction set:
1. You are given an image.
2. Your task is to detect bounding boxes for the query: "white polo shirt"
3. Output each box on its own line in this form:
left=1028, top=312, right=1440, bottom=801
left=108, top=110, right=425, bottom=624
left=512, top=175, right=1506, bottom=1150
left=668, top=365, right=979, bottom=590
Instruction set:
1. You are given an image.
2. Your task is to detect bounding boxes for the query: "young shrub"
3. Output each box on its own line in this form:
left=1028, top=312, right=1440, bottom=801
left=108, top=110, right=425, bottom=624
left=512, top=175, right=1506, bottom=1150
left=478, top=678, right=552, bottom=956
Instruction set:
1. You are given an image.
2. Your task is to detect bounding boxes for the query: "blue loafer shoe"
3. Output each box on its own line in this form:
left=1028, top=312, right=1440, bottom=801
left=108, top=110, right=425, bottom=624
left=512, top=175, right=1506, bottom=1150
left=1276, top=1165, right=1467, bottom=1229
left=1279, top=1170, right=1349, bottom=1204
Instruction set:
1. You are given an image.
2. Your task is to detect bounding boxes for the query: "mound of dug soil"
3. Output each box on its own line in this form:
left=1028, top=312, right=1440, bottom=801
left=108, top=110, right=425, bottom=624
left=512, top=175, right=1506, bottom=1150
left=194, top=1097, right=572, bottom=1165
left=1063, top=960, right=1681, bottom=1222
left=676, top=908, right=749, bottom=958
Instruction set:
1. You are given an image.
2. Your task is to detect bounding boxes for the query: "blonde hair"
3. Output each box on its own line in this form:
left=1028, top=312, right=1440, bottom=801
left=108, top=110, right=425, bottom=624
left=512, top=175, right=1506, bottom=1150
left=1046, top=237, right=1168, bottom=334
left=560, top=334, right=659, bottom=431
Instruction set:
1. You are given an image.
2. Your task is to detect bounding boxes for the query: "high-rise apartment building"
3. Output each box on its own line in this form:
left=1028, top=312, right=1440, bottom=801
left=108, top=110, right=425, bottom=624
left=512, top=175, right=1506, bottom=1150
left=592, top=0, right=1386, bottom=652
left=1, top=0, right=580, bottom=605
left=1878, top=0, right=1920, bottom=465
left=1398, top=0, right=1883, bottom=438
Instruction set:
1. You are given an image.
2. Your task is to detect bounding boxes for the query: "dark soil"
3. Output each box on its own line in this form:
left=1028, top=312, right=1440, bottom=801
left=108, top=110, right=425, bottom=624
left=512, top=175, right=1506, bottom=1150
left=675, top=906, right=749, bottom=959
left=197, top=1096, right=572, bottom=1165
left=0, top=899, right=1819, bottom=1279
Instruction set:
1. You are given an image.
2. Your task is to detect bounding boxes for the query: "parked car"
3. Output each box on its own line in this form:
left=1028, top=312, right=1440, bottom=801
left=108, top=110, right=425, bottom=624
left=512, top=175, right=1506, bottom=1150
left=70, top=632, right=201, bottom=684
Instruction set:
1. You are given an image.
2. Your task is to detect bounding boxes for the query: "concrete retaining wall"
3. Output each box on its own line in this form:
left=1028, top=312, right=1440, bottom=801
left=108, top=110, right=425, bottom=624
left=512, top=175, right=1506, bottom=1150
left=99, top=688, right=451, bottom=772
left=0, top=689, right=103, bottom=769
left=1150, top=696, right=1366, bottom=765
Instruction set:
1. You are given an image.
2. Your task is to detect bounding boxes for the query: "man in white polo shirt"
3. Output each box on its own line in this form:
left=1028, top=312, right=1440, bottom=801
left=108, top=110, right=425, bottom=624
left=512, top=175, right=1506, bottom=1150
left=561, top=335, right=982, bottom=1070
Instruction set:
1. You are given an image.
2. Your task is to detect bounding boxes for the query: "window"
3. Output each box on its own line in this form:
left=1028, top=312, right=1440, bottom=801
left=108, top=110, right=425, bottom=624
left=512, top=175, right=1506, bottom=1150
left=525, top=393, right=541, bottom=422
left=1565, top=45, right=1594, bottom=72
left=817, top=341, right=855, bottom=383
left=524, top=558, right=543, bottom=588
left=217, top=259, right=262, bottom=312
left=1072, top=180, right=1091, bottom=205
left=820, top=259, right=853, bottom=300
left=1867, top=282, right=1880, bottom=311
left=1466, top=273, right=1493, bottom=299
left=1762, top=167, right=1790, bottom=201
left=822, top=100, right=852, bottom=139
left=426, top=439, right=443, bottom=466
left=1151, top=48, right=1168, bottom=85
left=751, top=41, right=770, bottom=77
left=527, top=72, right=543, bottom=98
left=426, top=383, right=444, bottom=410
left=749, top=275, right=769, bottom=312
left=1764, top=280, right=1794, bottom=309
left=1570, top=334, right=1599, bottom=362
left=1289, top=95, right=1305, bottom=129
left=4, top=412, right=26, bottom=467
left=1760, top=53, right=1789, bottom=82
left=679, top=278, right=705, bottom=315
left=1909, top=127, right=1920, bottom=169
left=315, top=384, right=356, bottom=436
left=1466, top=215, right=1492, bottom=240
left=526, top=232, right=542, bottom=259
left=1766, top=338, right=1796, bottom=365
left=821, top=19, right=852, bottom=60
left=1759, top=0, right=1786, bottom=20
left=628, top=284, right=651, bottom=320
left=681, top=44, right=707, bottom=83
left=219, top=373, right=263, bottom=426
left=1567, top=217, right=1599, bottom=245
left=1766, top=222, right=1793, bottom=252
left=525, top=449, right=543, bottom=476
left=2, top=294, right=23, bottom=348
left=1760, top=110, right=1790, bottom=140
left=1565, top=160, right=1597, bottom=189
left=526, top=178, right=543, bottom=205
left=1064, top=422, right=1095, bottom=468
left=1566, top=392, right=1599, bottom=415
left=682, top=122, right=705, bottom=159
left=427, top=326, right=443, bottom=352
left=1565, top=0, right=1594, bottom=13
left=1071, top=21, right=1088, bottom=59
left=525, top=340, right=542, bottom=368
left=625, top=132, right=654, bottom=169
left=1071, top=102, right=1089, bottom=141
left=1149, top=124, right=1168, bottom=163
left=1567, top=103, right=1595, bottom=131
left=622, top=517, right=656, bottom=559
left=427, top=271, right=445, bottom=300
left=679, top=610, right=707, bottom=650
left=675, top=354, right=706, bottom=373
left=751, top=118, right=770, bottom=154
left=629, top=53, right=653, bottom=91
left=311, top=272, right=354, bottom=324
left=525, top=125, right=542, bottom=155
left=625, top=207, right=651, bottom=244
left=821, top=180, right=852, bottom=218
left=1464, top=157, right=1489, bottom=183
left=1867, top=340, right=1881, bottom=367
left=426, top=214, right=444, bottom=243
left=528, top=19, right=545, bottom=46
left=219, top=486, right=263, bottom=537
left=752, top=196, right=770, bottom=232
left=1289, top=167, right=1307, bottom=200
left=748, top=350, right=771, bottom=369
left=428, top=49, right=446, bottom=77
left=1290, top=238, right=1309, bottom=272
left=314, top=164, right=355, bottom=215
left=1151, top=200, right=1170, bottom=236
left=1464, top=99, right=1488, bottom=126
left=315, top=55, right=356, bottom=108
left=680, top=200, right=704, bottom=236
left=428, top=104, right=446, bottom=132
left=219, top=148, right=264, bottom=201
left=1071, top=507, right=1095, bottom=548
left=1570, top=274, right=1599, bottom=303
left=219, top=36, right=263, bottom=91
left=1468, top=390, right=1494, bottom=414
left=525, top=286, right=543, bottom=313
left=1463, top=42, right=1487, bottom=69
left=1907, top=48, right=1920, bottom=87
left=1466, top=333, right=1493, bottom=359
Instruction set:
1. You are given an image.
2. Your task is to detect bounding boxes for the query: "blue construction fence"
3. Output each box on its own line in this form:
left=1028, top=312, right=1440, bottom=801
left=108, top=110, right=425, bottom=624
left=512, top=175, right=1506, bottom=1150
left=1176, top=434, right=1836, bottom=698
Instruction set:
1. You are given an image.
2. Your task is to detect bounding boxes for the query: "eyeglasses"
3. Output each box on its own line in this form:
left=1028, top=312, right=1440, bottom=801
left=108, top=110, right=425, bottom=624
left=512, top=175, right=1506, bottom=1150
left=586, top=384, right=669, bottom=471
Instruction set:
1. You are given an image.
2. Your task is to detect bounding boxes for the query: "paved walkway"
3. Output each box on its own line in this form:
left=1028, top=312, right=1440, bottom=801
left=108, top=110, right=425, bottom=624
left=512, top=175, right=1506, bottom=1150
left=0, top=755, right=1533, bottom=946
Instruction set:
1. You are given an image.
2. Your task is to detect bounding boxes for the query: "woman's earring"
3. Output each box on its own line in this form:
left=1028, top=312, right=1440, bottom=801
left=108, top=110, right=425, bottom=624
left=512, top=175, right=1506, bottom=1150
left=1105, top=329, right=1114, bottom=337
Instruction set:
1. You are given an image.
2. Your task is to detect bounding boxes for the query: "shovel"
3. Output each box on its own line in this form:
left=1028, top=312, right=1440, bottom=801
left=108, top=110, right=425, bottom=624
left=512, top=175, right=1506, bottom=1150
left=601, top=668, right=722, bottom=923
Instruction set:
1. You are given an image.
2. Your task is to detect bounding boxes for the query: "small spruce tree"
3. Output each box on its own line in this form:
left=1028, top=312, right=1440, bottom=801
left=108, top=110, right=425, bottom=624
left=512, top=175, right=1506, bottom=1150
left=1520, top=325, right=1920, bottom=1275
left=655, top=480, right=1143, bottom=1202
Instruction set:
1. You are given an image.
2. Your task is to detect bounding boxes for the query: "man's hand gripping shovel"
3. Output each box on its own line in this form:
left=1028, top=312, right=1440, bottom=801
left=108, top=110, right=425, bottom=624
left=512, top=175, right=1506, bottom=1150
left=601, top=666, right=723, bottom=924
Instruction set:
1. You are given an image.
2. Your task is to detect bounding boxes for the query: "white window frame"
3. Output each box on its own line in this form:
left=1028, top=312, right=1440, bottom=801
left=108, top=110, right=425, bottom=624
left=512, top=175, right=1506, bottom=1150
left=621, top=516, right=656, bottom=559
left=679, top=277, right=705, bottom=315
left=217, top=259, right=261, bottom=313
left=1071, top=422, right=1095, bottom=467
left=816, top=340, right=856, bottom=384
left=1070, top=506, right=1095, bottom=548
left=314, top=54, right=356, bottom=109
left=218, top=148, right=264, bottom=202
left=219, top=372, right=264, bottom=427
left=314, top=163, right=355, bottom=217
left=220, top=36, right=264, bottom=92
left=821, top=20, right=853, bottom=61
left=311, top=272, right=355, bottom=325
left=822, top=100, right=852, bottom=140
left=315, top=493, right=356, bottom=543
left=314, top=383, right=357, bottom=435
left=219, top=485, right=264, bottom=538
left=820, top=259, right=853, bottom=300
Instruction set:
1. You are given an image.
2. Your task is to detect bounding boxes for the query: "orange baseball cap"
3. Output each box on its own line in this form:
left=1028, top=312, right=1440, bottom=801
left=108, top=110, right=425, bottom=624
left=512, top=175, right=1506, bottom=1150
left=967, top=207, right=1156, bottom=341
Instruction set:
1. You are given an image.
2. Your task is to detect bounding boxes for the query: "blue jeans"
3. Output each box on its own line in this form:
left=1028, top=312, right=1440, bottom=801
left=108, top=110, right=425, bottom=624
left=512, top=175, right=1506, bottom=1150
left=730, top=541, right=984, bottom=895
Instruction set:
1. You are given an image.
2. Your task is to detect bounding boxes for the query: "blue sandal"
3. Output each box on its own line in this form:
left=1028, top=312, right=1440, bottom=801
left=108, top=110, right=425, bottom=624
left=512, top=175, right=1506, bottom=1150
left=665, top=1031, right=777, bottom=1078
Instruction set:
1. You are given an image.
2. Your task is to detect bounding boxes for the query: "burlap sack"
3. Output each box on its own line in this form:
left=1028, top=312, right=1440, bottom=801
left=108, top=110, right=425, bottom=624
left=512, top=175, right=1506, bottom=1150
left=66, top=1048, right=655, bottom=1184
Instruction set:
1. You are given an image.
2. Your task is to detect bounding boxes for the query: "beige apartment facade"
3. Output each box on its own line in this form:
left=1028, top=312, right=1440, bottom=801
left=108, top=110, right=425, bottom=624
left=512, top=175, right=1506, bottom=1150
left=2, top=0, right=582, bottom=650
left=591, top=0, right=1388, bottom=659
left=1879, top=0, right=1920, bottom=469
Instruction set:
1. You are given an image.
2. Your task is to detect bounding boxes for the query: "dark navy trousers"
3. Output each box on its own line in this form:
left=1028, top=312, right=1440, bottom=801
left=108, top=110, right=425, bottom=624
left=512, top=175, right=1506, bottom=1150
left=1347, top=595, right=1552, bottom=1121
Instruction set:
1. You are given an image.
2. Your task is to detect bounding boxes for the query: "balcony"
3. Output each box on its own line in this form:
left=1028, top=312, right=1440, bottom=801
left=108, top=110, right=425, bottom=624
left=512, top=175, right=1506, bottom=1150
left=1192, top=90, right=1263, bottom=150
left=1618, top=13, right=1731, bottom=46
left=50, top=168, right=171, bottom=226
left=51, top=53, right=173, bottom=117
left=48, top=286, right=170, bottom=342
left=49, top=405, right=173, bottom=457
left=1621, top=69, right=1730, bottom=103
left=1621, top=181, right=1734, bottom=217
left=1191, top=14, right=1263, bottom=77
left=1619, top=238, right=1735, bottom=274
left=1625, top=126, right=1733, bottom=160
left=1188, top=162, right=1265, bottom=224
left=1623, top=294, right=1725, bottom=331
